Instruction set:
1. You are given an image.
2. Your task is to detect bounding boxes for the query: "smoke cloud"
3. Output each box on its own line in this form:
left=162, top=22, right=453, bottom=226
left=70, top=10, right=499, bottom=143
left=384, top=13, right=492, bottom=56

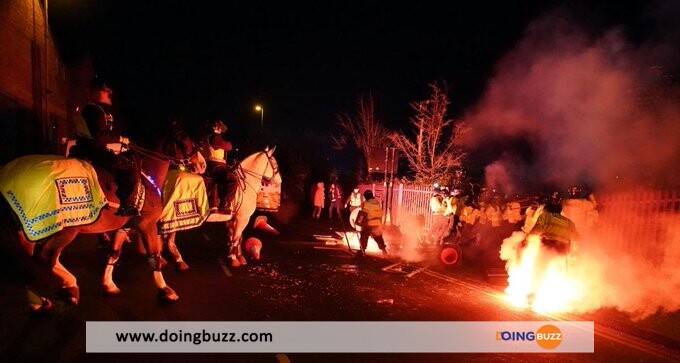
left=465, top=7, right=680, bottom=319
left=462, top=10, right=680, bottom=190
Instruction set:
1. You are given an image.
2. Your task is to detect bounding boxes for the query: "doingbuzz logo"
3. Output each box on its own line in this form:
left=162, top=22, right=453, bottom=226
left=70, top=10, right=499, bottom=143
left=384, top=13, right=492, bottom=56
left=495, top=324, right=563, bottom=349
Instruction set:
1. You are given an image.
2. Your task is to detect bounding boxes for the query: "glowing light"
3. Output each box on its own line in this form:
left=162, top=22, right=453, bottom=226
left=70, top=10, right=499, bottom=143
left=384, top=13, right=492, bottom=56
left=500, top=232, right=585, bottom=313
left=335, top=232, right=383, bottom=254
left=255, top=105, right=262, bottom=111
left=141, top=171, right=162, bottom=196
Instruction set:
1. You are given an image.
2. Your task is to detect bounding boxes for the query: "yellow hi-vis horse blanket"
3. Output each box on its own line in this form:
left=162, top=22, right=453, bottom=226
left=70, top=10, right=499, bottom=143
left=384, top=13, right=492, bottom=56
left=0, top=155, right=108, bottom=241
left=158, top=169, right=209, bottom=234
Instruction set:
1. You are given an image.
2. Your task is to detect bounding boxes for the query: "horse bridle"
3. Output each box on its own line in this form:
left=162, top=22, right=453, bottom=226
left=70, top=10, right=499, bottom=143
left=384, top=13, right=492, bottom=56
left=241, top=150, right=280, bottom=187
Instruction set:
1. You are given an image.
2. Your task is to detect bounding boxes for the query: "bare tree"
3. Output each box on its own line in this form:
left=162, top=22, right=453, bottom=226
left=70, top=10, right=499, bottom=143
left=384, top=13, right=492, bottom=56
left=332, top=93, right=391, bottom=170
left=389, top=83, right=466, bottom=184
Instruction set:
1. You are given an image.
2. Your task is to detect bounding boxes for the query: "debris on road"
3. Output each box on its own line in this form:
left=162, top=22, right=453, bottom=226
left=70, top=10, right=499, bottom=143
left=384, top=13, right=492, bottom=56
left=382, top=262, right=426, bottom=278
left=336, top=264, right=359, bottom=273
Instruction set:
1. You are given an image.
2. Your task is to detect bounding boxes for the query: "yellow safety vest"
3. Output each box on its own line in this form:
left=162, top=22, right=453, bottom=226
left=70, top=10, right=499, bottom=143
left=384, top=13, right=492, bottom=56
left=349, top=192, right=362, bottom=207
left=430, top=195, right=444, bottom=215
left=531, top=211, right=579, bottom=244
left=361, top=199, right=383, bottom=226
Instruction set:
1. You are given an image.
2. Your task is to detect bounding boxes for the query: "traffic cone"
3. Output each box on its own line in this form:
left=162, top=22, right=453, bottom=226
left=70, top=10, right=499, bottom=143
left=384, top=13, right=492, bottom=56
left=245, top=237, right=262, bottom=260
left=440, top=246, right=461, bottom=266
left=254, top=216, right=280, bottom=235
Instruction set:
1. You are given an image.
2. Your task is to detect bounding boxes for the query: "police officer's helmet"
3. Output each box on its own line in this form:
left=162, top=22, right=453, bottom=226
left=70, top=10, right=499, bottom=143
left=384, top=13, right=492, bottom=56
left=568, top=185, right=584, bottom=198
left=545, top=191, right=563, bottom=213
left=363, top=190, right=374, bottom=200
left=212, top=120, right=228, bottom=134
left=90, top=77, right=112, bottom=94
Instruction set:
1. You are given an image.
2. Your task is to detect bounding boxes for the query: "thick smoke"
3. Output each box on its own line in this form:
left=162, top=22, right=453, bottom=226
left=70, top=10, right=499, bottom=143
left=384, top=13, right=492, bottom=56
left=464, top=8, right=680, bottom=319
left=462, top=12, right=680, bottom=190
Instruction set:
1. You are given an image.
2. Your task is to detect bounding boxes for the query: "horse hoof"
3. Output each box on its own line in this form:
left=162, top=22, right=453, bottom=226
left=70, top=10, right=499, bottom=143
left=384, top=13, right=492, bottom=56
left=176, top=261, right=190, bottom=272
left=238, top=255, right=248, bottom=266
left=102, top=284, right=122, bottom=296
left=57, top=286, right=80, bottom=305
left=230, top=258, right=242, bottom=268
left=158, top=287, right=179, bottom=302
left=29, top=297, right=54, bottom=314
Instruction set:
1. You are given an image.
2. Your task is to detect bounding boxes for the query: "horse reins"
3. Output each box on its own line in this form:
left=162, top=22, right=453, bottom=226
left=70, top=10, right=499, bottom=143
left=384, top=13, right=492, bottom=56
left=232, top=152, right=280, bottom=211
left=128, top=144, right=187, bottom=166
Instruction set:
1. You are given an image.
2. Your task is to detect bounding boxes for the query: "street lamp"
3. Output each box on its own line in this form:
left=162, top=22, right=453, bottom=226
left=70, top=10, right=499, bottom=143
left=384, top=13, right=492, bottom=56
left=254, top=105, right=264, bottom=131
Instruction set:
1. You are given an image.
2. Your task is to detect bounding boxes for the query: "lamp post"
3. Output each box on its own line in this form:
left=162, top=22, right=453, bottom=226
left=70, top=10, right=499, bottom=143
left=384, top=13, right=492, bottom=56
left=254, top=105, right=264, bottom=132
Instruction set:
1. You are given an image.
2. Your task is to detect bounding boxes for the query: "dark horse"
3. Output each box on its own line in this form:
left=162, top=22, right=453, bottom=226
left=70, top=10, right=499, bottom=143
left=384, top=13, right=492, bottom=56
left=0, top=147, right=178, bottom=311
left=102, top=126, right=208, bottom=286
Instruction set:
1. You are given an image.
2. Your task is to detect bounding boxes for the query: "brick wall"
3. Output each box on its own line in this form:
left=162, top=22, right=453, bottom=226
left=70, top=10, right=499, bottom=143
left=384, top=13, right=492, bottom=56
left=0, top=0, right=69, bottom=160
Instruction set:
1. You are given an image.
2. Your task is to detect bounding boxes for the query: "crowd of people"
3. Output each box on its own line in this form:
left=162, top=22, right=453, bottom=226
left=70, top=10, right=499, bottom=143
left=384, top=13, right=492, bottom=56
left=310, top=181, right=364, bottom=220
left=424, top=184, right=598, bottom=265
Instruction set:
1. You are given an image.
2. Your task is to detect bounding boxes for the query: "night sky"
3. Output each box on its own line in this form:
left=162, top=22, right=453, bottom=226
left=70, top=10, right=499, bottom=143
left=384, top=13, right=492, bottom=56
left=50, top=0, right=650, bottom=141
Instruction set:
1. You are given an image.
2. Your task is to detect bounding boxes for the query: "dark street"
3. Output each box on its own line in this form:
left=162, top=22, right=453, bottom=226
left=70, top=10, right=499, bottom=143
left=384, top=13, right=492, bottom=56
left=1, top=216, right=679, bottom=362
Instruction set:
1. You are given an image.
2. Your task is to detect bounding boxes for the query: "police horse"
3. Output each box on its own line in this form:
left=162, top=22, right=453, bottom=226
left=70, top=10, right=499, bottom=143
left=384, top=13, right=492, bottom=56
left=156, top=145, right=280, bottom=268
left=154, top=134, right=281, bottom=269
left=100, top=143, right=280, bottom=295
left=0, top=145, right=179, bottom=311
left=154, top=133, right=280, bottom=268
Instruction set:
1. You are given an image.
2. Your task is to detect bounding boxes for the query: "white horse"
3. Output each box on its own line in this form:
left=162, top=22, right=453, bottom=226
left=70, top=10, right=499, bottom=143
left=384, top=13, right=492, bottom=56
left=225, top=146, right=281, bottom=266
left=101, top=147, right=280, bottom=294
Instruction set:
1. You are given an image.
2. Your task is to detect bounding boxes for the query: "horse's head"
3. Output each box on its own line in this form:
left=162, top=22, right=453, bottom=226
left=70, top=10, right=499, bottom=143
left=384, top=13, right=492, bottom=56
left=240, top=146, right=281, bottom=186
left=261, top=146, right=281, bottom=186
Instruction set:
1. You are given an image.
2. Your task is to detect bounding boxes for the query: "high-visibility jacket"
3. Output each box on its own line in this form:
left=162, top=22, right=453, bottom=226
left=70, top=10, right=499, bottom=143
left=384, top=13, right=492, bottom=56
left=361, top=199, right=383, bottom=227
left=562, top=198, right=598, bottom=230
left=478, top=207, right=489, bottom=225
left=430, top=195, right=444, bottom=216
left=346, top=191, right=363, bottom=207
left=313, top=184, right=325, bottom=207
left=529, top=211, right=579, bottom=245
left=207, top=134, right=233, bottom=164
left=503, top=202, right=522, bottom=223
left=523, top=205, right=542, bottom=233
left=443, top=196, right=457, bottom=216
left=486, top=205, right=502, bottom=227
left=461, top=206, right=475, bottom=224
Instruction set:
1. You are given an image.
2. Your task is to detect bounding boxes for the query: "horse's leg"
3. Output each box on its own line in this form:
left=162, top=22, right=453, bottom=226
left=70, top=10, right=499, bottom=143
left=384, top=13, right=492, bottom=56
left=14, top=231, right=54, bottom=312
left=141, top=230, right=168, bottom=268
left=52, top=253, right=80, bottom=304
left=135, top=218, right=179, bottom=302
left=227, top=218, right=247, bottom=267
left=165, top=232, right=189, bottom=272
left=39, top=228, right=80, bottom=304
left=102, top=229, right=128, bottom=295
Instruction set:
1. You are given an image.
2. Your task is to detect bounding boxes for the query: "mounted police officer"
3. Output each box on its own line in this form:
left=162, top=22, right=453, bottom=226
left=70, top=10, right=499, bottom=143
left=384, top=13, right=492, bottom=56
left=71, top=78, right=139, bottom=216
left=205, top=119, right=237, bottom=214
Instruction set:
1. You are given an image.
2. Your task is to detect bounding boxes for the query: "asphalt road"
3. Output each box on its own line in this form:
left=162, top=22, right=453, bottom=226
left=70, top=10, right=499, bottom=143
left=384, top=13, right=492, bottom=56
left=1, top=216, right=679, bottom=363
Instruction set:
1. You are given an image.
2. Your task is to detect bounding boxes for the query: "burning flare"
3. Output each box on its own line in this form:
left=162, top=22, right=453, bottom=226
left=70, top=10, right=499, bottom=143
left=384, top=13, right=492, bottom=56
left=500, top=231, right=585, bottom=313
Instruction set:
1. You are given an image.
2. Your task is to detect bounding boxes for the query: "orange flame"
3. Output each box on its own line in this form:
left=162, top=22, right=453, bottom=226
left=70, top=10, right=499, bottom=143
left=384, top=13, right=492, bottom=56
left=500, top=232, right=585, bottom=313
left=336, top=232, right=384, bottom=254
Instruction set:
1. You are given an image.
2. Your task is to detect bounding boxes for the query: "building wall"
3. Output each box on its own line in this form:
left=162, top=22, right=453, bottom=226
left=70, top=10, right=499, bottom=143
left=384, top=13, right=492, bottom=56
left=0, top=0, right=69, bottom=162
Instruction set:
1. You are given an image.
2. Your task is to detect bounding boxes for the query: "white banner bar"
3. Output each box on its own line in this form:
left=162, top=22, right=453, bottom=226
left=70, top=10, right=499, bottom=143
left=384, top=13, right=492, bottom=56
left=86, top=321, right=594, bottom=353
